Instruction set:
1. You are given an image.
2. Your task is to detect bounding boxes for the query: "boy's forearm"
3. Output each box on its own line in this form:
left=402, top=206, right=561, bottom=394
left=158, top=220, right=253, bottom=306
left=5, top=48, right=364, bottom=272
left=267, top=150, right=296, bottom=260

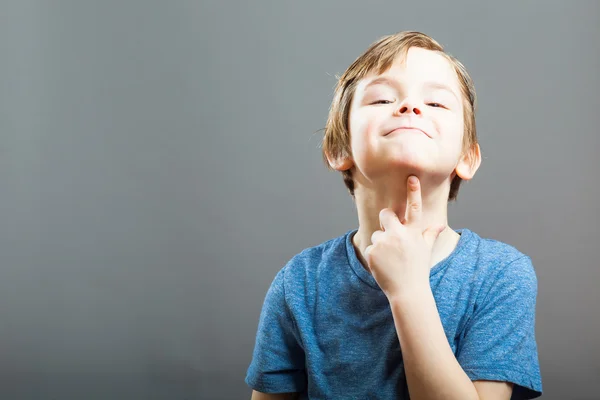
left=389, top=286, right=480, bottom=400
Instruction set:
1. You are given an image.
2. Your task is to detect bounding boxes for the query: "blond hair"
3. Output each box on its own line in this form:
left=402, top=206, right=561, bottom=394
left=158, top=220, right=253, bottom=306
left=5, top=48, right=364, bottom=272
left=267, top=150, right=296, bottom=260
left=321, top=31, right=478, bottom=202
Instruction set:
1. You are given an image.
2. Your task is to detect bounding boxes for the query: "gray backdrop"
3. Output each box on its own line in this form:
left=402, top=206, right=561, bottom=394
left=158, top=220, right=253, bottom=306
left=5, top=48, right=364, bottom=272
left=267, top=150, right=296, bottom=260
left=1, top=1, right=599, bottom=399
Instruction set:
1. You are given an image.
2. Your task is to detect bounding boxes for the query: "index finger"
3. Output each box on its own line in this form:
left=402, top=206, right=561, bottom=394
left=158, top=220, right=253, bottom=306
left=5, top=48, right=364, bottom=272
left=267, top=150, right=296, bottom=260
left=405, top=175, right=422, bottom=224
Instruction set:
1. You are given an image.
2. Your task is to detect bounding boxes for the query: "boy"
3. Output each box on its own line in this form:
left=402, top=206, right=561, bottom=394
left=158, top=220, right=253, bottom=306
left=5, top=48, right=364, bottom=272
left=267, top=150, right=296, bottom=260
left=245, top=31, right=542, bottom=399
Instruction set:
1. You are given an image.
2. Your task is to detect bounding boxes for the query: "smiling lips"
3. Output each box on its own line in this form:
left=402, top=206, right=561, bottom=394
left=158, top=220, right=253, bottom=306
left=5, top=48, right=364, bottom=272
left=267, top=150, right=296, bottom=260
left=385, top=127, right=430, bottom=138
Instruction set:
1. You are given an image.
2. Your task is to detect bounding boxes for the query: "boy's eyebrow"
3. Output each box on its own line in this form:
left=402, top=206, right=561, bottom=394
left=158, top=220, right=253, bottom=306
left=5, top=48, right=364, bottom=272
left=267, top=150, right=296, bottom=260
left=363, top=76, right=459, bottom=101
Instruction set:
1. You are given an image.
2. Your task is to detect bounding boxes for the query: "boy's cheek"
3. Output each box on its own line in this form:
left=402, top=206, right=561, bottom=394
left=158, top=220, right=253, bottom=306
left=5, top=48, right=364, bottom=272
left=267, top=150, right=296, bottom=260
left=348, top=121, right=375, bottom=148
left=435, top=116, right=463, bottom=138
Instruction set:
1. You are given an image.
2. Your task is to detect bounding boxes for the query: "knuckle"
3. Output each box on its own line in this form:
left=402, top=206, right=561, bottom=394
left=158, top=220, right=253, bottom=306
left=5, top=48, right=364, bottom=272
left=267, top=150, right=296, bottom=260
left=379, top=208, right=388, bottom=220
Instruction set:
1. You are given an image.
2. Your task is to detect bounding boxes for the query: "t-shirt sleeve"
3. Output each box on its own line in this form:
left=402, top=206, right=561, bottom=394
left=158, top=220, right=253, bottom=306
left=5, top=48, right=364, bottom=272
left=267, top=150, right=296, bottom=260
left=245, top=267, right=307, bottom=394
left=456, top=255, right=543, bottom=399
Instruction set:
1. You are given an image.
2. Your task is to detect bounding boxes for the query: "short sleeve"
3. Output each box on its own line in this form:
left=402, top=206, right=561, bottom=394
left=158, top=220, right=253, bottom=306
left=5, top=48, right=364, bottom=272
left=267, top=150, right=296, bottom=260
left=456, top=255, right=543, bottom=399
left=245, top=267, right=307, bottom=393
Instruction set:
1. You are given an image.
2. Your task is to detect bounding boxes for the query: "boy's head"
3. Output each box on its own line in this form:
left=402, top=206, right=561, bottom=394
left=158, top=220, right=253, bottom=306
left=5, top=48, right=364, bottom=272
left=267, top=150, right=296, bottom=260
left=322, top=31, right=480, bottom=202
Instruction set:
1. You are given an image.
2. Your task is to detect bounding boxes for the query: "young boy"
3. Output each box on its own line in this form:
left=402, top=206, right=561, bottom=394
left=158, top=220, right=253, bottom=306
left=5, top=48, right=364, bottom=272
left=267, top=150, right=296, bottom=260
left=245, top=31, right=542, bottom=400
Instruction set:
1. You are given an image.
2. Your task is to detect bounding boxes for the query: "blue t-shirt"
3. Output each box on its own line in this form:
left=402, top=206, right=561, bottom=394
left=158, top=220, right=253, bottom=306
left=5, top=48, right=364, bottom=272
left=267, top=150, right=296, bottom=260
left=245, top=228, right=542, bottom=399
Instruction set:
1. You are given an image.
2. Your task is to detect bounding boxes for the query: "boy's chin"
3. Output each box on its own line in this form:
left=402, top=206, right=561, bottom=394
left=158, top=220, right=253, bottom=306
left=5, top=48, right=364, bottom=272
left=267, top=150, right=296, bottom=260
left=367, top=165, right=453, bottom=183
left=372, top=158, right=432, bottom=175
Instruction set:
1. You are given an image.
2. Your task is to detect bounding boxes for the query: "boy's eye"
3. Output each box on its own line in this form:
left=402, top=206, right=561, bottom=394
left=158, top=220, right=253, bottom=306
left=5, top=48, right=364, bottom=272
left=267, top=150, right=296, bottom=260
left=427, top=103, right=445, bottom=108
left=371, top=100, right=393, bottom=105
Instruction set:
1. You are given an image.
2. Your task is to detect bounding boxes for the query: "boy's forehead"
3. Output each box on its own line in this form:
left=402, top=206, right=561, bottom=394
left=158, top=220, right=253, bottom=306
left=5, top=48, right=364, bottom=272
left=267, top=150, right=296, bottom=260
left=359, top=47, right=460, bottom=92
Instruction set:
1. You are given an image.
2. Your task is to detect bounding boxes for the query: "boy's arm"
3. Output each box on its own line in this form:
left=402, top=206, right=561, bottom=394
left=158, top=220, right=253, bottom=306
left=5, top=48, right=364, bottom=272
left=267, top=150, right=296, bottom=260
left=250, top=390, right=299, bottom=400
left=389, top=287, right=512, bottom=400
left=473, top=381, right=513, bottom=399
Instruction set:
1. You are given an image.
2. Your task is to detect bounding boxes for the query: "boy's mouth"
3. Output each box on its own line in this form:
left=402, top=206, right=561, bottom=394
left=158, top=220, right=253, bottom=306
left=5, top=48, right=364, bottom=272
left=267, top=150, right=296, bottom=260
left=385, top=127, right=430, bottom=138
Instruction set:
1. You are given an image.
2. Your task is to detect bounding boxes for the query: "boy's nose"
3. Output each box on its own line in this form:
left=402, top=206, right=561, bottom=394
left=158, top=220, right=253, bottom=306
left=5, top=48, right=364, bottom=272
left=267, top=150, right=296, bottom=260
left=395, top=99, right=422, bottom=115
left=397, top=105, right=422, bottom=115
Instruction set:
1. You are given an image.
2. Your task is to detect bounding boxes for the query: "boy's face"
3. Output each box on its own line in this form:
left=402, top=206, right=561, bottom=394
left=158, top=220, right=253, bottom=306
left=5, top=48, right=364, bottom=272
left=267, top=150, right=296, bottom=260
left=346, top=47, right=466, bottom=184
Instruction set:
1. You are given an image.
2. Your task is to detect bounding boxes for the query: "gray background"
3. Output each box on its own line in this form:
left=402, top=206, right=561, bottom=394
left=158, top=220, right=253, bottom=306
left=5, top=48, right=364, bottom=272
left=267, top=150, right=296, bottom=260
left=1, top=1, right=598, bottom=399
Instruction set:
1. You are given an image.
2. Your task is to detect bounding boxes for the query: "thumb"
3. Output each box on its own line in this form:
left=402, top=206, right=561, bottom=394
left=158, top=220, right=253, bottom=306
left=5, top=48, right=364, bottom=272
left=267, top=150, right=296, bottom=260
left=424, top=225, right=446, bottom=247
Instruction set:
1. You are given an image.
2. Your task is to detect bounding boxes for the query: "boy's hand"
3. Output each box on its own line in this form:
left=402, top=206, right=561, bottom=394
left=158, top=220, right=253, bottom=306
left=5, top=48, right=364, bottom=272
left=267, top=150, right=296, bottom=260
left=364, top=176, right=446, bottom=301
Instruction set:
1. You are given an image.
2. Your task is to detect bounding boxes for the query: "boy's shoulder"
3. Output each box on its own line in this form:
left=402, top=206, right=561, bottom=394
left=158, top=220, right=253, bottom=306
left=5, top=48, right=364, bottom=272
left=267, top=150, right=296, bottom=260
left=455, top=229, right=538, bottom=288
left=474, top=229, right=524, bottom=252
left=276, top=229, right=355, bottom=284
left=471, top=230, right=534, bottom=269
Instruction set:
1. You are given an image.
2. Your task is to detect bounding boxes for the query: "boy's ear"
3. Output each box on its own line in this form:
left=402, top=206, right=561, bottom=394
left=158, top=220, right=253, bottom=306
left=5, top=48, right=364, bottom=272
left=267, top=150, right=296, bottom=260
left=326, top=152, right=354, bottom=171
left=454, top=143, right=482, bottom=181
